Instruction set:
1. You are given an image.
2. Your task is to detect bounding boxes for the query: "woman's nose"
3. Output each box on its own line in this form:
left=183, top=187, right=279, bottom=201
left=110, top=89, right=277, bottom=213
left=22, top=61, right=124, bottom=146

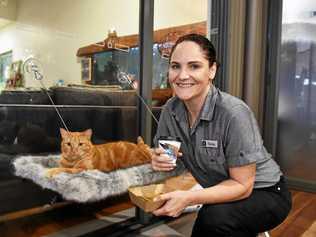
left=179, top=69, right=190, bottom=79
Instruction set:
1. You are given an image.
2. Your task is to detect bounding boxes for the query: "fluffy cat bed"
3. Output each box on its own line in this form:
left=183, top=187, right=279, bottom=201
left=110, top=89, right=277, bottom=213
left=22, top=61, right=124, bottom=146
left=13, top=155, right=184, bottom=203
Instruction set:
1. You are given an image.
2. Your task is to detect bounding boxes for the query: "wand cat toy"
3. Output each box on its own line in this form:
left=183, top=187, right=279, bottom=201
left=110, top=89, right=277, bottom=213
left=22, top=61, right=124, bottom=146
left=117, top=70, right=159, bottom=125
left=22, top=57, right=70, bottom=132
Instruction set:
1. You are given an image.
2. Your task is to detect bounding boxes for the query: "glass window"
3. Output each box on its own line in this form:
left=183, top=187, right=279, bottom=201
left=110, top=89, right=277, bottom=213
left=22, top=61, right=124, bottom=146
left=0, top=1, right=209, bottom=235
left=92, top=44, right=169, bottom=89
left=278, top=0, right=316, bottom=182
left=0, top=1, right=141, bottom=231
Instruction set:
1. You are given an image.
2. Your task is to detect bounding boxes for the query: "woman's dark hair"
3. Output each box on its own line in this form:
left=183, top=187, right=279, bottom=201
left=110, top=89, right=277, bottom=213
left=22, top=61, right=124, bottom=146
left=169, top=33, right=218, bottom=67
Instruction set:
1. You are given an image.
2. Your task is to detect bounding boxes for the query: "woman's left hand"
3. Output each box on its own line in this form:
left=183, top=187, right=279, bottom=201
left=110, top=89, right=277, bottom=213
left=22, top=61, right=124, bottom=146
left=152, top=190, right=191, bottom=217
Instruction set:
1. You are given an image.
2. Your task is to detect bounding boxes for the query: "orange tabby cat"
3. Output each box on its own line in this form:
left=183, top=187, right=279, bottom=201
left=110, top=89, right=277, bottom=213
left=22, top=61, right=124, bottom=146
left=46, top=128, right=152, bottom=177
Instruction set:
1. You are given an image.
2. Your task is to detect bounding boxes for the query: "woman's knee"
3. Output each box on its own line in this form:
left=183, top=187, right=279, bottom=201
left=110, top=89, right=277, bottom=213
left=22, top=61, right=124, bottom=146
left=194, top=204, right=235, bottom=233
left=201, top=204, right=233, bottom=224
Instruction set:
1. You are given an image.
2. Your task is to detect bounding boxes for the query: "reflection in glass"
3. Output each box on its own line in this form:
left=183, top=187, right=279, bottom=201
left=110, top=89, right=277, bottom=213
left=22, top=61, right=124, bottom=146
left=0, top=1, right=143, bottom=160
left=278, top=0, right=316, bottom=182
left=92, top=44, right=169, bottom=89
left=0, top=1, right=208, bottom=232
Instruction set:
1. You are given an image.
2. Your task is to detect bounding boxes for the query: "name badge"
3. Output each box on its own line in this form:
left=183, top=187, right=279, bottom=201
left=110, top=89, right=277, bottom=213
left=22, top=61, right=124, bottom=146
left=201, top=139, right=218, bottom=148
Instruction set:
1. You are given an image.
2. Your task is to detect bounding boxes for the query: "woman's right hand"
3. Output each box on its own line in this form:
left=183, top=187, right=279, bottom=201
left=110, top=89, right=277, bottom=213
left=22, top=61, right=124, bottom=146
left=151, top=147, right=179, bottom=171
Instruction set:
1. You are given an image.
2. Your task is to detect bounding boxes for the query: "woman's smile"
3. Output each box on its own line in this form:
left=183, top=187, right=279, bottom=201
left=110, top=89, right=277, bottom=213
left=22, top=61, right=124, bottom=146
left=175, top=82, right=195, bottom=88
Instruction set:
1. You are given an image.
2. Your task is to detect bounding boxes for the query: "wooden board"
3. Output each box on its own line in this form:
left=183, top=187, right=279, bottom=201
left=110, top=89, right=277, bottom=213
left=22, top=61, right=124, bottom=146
left=77, top=21, right=206, bottom=57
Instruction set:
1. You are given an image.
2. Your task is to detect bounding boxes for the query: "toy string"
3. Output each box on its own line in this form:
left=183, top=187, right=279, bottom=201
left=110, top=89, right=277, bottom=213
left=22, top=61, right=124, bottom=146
left=117, top=70, right=159, bottom=125
left=23, top=57, right=70, bottom=132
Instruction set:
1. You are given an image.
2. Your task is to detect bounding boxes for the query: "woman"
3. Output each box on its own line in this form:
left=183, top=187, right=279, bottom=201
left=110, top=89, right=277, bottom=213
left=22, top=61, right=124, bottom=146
left=151, top=34, right=291, bottom=237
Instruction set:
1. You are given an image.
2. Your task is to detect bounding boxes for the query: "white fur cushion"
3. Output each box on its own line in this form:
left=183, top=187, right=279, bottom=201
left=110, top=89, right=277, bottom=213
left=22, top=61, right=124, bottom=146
left=13, top=155, right=184, bottom=203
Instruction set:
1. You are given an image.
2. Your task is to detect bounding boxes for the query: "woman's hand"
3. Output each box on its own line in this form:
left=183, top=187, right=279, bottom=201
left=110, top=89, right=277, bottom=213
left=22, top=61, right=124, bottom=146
left=151, top=148, right=181, bottom=171
left=152, top=190, right=191, bottom=217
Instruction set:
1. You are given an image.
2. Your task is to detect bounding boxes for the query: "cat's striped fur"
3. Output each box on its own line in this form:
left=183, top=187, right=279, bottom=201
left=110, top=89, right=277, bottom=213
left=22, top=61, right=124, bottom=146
left=46, top=128, right=152, bottom=177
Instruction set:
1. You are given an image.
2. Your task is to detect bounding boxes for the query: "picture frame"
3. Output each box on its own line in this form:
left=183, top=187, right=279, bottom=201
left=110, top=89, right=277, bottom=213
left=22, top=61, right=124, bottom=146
left=6, top=60, right=23, bottom=88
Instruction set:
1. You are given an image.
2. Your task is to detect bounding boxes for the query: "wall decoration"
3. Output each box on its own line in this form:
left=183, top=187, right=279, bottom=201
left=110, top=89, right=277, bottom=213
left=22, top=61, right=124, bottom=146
left=6, top=60, right=24, bottom=88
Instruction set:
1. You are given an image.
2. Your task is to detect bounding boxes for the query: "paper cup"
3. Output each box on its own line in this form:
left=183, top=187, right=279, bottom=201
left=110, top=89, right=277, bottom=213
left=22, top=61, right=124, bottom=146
left=158, top=137, right=181, bottom=165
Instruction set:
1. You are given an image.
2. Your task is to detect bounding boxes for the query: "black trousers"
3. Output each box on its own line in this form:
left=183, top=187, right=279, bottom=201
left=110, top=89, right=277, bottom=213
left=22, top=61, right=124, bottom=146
left=191, top=177, right=292, bottom=237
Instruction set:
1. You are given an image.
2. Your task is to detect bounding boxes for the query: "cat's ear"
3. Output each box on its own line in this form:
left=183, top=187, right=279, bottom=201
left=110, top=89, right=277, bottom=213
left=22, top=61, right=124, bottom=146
left=137, top=136, right=144, bottom=144
left=83, top=129, right=92, bottom=139
left=60, top=128, right=68, bottom=138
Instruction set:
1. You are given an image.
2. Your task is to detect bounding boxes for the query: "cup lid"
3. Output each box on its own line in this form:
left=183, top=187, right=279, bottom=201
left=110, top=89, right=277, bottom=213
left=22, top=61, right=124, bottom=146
left=158, top=136, right=181, bottom=141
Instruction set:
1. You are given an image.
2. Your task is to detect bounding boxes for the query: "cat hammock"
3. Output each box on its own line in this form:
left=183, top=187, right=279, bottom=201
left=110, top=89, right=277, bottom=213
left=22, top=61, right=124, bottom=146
left=13, top=155, right=184, bottom=203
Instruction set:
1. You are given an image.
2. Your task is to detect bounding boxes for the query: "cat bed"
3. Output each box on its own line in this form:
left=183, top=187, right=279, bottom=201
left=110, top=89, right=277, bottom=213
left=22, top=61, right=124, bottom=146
left=13, top=155, right=184, bottom=203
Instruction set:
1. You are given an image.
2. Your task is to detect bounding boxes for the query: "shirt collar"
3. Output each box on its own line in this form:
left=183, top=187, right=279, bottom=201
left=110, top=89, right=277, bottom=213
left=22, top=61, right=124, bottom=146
left=171, top=97, right=187, bottom=123
left=200, top=85, right=218, bottom=121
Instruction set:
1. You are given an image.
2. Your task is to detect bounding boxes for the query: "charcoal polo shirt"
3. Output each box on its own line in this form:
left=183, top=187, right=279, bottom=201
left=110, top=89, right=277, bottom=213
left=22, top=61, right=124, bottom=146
left=154, top=86, right=282, bottom=188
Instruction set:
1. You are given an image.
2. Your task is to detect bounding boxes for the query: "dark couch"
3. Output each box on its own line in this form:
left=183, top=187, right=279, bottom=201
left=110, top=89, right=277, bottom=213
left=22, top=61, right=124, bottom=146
left=0, top=86, right=161, bottom=214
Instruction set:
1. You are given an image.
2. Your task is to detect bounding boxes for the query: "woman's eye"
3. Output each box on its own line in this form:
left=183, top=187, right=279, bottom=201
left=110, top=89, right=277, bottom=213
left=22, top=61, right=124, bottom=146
left=79, top=143, right=83, bottom=146
left=66, top=142, right=71, bottom=146
left=190, top=64, right=200, bottom=70
left=170, top=64, right=180, bottom=70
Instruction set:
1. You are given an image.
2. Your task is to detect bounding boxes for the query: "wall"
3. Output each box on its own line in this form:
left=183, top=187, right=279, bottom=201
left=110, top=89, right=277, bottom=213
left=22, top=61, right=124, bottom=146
left=154, top=0, right=207, bottom=30
left=0, top=0, right=207, bottom=88
left=0, top=0, right=17, bottom=21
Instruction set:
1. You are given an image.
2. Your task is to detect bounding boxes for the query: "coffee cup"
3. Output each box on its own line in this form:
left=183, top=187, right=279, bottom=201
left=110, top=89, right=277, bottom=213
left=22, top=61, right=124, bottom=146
left=158, top=136, right=181, bottom=165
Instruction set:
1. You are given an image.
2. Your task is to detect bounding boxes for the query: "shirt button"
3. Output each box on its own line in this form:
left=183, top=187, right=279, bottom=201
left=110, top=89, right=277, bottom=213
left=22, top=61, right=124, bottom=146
left=277, top=187, right=281, bottom=191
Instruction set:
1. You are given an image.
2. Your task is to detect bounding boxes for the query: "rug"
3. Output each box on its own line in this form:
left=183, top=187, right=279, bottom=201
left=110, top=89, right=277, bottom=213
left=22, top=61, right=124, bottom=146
left=13, top=155, right=184, bottom=203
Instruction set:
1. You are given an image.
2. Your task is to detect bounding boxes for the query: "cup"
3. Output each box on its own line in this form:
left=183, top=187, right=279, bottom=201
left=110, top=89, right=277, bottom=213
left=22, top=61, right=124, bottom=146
left=158, top=136, right=181, bottom=165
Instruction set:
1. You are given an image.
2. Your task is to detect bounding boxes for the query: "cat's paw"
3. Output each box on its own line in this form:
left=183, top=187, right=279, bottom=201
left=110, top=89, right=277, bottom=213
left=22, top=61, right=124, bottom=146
left=45, top=168, right=61, bottom=178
